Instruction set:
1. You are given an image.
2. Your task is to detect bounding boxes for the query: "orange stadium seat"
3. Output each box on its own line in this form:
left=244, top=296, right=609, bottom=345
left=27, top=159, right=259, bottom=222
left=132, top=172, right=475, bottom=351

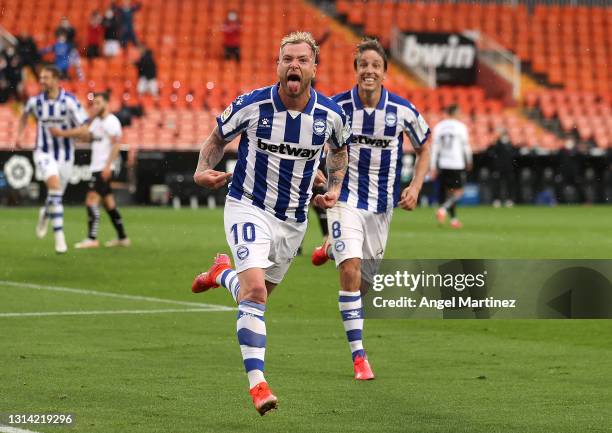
left=5, top=0, right=606, bottom=152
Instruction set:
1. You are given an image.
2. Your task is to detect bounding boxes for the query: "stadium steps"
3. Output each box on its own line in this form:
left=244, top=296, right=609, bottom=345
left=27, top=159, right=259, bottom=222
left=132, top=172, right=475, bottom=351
left=316, top=0, right=422, bottom=88
left=331, top=0, right=612, bottom=101
left=319, top=0, right=563, bottom=151
left=2, top=0, right=604, bottom=153
left=522, top=90, right=612, bottom=151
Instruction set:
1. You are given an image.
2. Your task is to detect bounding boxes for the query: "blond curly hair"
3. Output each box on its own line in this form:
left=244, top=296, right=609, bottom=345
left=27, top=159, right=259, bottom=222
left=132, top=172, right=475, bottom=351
left=279, top=31, right=319, bottom=62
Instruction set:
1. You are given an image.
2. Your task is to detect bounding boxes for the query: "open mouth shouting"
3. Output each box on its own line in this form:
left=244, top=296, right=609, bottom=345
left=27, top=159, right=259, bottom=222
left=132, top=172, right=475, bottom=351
left=286, top=71, right=302, bottom=94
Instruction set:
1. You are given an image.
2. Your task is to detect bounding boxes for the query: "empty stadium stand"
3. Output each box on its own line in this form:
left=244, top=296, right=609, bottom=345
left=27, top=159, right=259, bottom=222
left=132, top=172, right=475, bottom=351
left=4, top=0, right=609, bottom=152
left=334, top=0, right=611, bottom=150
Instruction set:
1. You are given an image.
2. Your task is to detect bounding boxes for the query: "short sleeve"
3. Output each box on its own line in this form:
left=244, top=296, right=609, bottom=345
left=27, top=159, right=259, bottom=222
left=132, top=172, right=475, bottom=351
left=24, top=97, right=37, bottom=116
left=328, top=107, right=352, bottom=149
left=462, top=124, right=470, bottom=145
left=67, top=97, right=89, bottom=126
left=216, top=94, right=253, bottom=142
left=402, top=105, right=430, bottom=149
left=107, top=116, right=122, bottom=138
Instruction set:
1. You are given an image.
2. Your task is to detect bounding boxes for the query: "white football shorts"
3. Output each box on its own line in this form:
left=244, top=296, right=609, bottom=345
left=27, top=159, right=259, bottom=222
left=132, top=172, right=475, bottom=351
left=33, top=151, right=74, bottom=193
left=327, top=201, right=392, bottom=283
left=224, top=197, right=307, bottom=284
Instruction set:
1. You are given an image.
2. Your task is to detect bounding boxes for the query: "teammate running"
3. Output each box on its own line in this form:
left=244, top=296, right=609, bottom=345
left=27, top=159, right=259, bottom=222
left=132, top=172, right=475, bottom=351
left=15, top=65, right=89, bottom=253
left=311, top=38, right=431, bottom=379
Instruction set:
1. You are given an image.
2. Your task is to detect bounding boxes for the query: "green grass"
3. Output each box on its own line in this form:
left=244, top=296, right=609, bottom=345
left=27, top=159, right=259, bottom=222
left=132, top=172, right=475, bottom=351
left=1, top=206, right=611, bottom=433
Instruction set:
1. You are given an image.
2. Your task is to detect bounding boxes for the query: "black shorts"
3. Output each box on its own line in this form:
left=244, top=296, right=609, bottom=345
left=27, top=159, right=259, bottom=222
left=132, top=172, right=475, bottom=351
left=88, top=171, right=113, bottom=196
left=439, top=169, right=466, bottom=190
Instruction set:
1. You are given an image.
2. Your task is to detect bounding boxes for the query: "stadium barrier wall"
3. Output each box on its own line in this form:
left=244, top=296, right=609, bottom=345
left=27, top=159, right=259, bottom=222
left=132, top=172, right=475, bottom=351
left=0, top=150, right=129, bottom=206
left=1, top=150, right=610, bottom=207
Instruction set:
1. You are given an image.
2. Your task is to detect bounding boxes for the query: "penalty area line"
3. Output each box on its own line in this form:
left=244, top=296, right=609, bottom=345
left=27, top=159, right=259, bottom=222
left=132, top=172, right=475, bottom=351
left=0, top=280, right=234, bottom=311
left=0, top=308, right=230, bottom=318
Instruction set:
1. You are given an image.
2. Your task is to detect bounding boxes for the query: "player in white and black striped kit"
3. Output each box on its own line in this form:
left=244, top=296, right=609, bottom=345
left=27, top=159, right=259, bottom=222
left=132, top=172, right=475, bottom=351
left=15, top=65, right=89, bottom=253
left=430, top=104, right=472, bottom=228
left=50, top=92, right=130, bottom=248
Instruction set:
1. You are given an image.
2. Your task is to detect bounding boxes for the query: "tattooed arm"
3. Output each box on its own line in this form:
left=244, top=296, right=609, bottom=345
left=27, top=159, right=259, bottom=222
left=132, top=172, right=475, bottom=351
left=193, top=126, right=232, bottom=189
left=326, top=145, right=348, bottom=195
left=313, top=145, right=348, bottom=209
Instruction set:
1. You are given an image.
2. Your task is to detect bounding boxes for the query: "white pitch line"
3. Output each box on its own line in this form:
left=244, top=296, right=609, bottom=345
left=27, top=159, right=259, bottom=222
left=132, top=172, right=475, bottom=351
left=0, top=308, right=229, bottom=318
left=0, top=280, right=234, bottom=311
left=0, top=425, right=43, bottom=433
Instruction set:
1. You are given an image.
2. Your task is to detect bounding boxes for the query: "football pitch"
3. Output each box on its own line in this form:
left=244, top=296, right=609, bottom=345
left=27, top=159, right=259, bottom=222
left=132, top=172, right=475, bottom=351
left=1, top=206, right=611, bottom=433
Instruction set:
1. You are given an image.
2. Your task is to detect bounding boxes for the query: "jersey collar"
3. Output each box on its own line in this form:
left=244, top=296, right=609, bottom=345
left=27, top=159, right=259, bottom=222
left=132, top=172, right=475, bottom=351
left=351, top=85, right=387, bottom=110
left=272, top=83, right=317, bottom=115
left=43, top=87, right=64, bottom=101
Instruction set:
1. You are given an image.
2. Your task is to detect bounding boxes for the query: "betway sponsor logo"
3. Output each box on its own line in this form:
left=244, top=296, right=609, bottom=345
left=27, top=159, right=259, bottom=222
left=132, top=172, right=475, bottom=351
left=402, top=34, right=476, bottom=69
left=351, top=135, right=393, bottom=148
left=257, top=139, right=319, bottom=160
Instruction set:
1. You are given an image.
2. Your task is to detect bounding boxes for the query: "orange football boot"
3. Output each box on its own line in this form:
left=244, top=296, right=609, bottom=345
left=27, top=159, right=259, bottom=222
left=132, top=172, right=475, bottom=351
left=249, top=382, right=278, bottom=416
left=353, top=355, right=375, bottom=380
left=311, top=239, right=330, bottom=266
left=191, top=254, right=232, bottom=293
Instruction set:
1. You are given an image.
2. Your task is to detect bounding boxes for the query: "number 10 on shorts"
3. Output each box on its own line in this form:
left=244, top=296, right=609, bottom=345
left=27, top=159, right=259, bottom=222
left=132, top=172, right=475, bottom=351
left=230, top=223, right=256, bottom=245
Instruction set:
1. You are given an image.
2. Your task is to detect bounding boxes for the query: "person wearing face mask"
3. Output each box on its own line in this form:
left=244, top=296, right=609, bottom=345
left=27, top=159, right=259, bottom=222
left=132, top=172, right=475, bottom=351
left=311, top=38, right=431, bottom=380
left=222, top=10, right=241, bottom=62
left=191, top=32, right=350, bottom=415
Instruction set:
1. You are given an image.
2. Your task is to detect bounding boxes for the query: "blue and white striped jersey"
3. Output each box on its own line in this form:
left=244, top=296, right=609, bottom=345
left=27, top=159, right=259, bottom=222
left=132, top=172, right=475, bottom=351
left=25, top=88, right=89, bottom=162
left=217, top=84, right=351, bottom=223
left=333, top=86, right=430, bottom=213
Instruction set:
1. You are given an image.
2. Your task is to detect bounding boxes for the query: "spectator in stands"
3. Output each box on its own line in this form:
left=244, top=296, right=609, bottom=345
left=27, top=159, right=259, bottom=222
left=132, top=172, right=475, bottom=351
left=40, top=34, right=72, bottom=78
left=3, top=45, right=23, bottom=100
left=489, top=128, right=517, bottom=207
left=103, top=8, right=121, bottom=57
left=16, top=32, right=39, bottom=77
left=0, top=56, right=11, bottom=103
left=55, top=17, right=76, bottom=47
left=118, top=0, right=141, bottom=48
left=135, top=45, right=157, bottom=96
left=86, top=11, right=104, bottom=58
left=222, top=10, right=241, bottom=61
